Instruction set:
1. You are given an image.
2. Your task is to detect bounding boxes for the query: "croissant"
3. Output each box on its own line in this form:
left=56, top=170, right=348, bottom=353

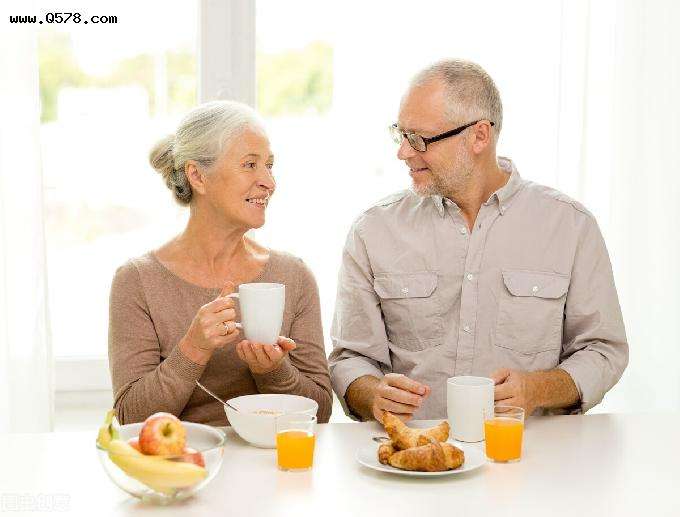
left=383, top=411, right=450, bottom=450
left=377, top=440, right=396, bottom=465
left=441, top=442, right=465, bottom=470
left=417, top=435, right=465, bottom=469
left=388, top=437, right=465, bottom=472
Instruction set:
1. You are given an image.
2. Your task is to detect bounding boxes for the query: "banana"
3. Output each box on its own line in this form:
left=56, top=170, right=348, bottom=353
left=96, top=409, right=119, bottom=449
left=107, top=439, right=208, bottom=495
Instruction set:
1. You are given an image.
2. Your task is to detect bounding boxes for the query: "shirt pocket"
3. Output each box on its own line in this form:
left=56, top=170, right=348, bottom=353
left=373, top=271, right=444, bottom=352
left=494, top=269, right=569, bottom=354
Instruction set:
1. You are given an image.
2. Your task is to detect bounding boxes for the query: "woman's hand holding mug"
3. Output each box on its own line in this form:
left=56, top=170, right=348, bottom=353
left=180, top=283, right=241, bottom=364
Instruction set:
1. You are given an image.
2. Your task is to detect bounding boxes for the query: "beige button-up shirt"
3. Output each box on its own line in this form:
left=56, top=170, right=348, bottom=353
left=329, top=157, right=628, bottom=419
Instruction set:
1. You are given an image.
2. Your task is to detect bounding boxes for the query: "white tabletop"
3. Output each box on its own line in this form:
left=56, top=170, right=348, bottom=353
left=1, top=413, right=678, bottom=516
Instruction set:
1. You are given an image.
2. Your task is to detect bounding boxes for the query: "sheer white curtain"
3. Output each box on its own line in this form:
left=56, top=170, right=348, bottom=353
left=0, top=3, right=53, bottom=432
left=557, top=0, right=680, bottom=412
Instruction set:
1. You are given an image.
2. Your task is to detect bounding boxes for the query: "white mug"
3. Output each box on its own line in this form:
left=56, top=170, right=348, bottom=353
left=227, top=283, right=285, bottom=345
left=446, top=376, right=494, bottom=442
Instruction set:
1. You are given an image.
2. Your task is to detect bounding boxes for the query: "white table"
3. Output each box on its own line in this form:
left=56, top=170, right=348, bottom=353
left=1, top=414, right=678, bottom=516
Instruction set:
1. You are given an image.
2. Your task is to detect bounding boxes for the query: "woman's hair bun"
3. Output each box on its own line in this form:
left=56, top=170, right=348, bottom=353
left=149, top=135, right=175, bottom=178
left=149, top=134, right=192, bottom=205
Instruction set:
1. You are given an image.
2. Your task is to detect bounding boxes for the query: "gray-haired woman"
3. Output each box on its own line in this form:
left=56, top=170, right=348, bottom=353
left=108, top=101, right=332, bottom=425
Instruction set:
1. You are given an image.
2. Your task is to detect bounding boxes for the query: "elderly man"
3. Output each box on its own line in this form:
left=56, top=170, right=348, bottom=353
left=329, top=59, right=628, bottom=422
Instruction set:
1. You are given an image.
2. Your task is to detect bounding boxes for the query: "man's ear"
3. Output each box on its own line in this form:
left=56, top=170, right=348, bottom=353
left=470, top=121, right=493, bottom=155
left=185, top=161, right=207, bottom=196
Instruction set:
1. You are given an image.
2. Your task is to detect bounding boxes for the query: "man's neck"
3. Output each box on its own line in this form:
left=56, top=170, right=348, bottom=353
left=448, top=159, right=510, bottom=231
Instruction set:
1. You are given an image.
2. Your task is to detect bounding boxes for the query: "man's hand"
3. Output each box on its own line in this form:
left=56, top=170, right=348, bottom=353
left=491, top=368, right=581, bottom=415
left=372, top=373, right=431, bottom=423
left=490, top=368, right=538, bottom=415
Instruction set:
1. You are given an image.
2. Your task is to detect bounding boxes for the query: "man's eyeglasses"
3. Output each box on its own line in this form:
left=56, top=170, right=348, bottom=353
left=389, top=120, right=495, bottom=152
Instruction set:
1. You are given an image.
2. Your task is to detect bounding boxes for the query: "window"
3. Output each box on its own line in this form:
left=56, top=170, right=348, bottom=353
left=39, top=0, right=198, bottom=360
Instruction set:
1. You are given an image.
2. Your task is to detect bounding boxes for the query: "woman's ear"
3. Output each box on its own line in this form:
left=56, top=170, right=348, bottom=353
left=185, top=161, right=207, bottom=196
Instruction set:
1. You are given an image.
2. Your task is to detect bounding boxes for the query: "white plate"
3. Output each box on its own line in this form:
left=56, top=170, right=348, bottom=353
left=356, top=440, right=486, bottom=477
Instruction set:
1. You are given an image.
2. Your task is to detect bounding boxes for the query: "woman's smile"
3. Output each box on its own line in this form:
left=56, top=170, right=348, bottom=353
left=245, top=195, right=269, bottom=209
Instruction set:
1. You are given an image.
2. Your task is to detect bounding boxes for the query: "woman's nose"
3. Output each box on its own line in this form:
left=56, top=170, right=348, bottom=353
left=258, top=167, right=275, bottom=191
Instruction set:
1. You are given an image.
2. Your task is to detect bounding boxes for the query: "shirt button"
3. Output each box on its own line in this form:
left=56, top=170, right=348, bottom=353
left=401, top=287, right=409, bottom=294
left=463, top=325, right=471, bottom=333
left=532, top=285, right=539, bottom=293
left=459, top=227, right=467, bottom=235
left=466, top=273, right=474, bottom=281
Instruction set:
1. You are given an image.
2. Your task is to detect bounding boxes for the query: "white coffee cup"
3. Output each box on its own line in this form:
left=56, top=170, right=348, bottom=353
left=227, top=283, right=285, bottom=345
left=446, top=376, right=494, bottom=442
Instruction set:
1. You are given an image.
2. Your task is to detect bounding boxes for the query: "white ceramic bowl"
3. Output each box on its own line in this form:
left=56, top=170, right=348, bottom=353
left=225, top=394, right=318, bottom=448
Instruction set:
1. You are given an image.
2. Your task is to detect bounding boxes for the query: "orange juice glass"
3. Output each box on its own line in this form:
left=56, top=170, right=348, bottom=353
left=484, top=406, right=525, bottom=462
left=276, top=413, right=316, bottom=471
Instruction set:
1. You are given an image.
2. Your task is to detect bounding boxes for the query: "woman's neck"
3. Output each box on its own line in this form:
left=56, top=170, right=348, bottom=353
left=182, top=218, right=245, bottom=261
left=154, top=204, right=269, bottom=288
left=177, top=205, right=255, bottom=269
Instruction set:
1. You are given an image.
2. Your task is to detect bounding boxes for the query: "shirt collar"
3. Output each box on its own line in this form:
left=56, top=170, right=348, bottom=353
left=430, top=194, right=447, bottom=217
left=485, top=156, right=523, bottom=215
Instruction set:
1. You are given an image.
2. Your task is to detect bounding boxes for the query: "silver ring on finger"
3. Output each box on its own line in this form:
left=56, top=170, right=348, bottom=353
left=222, top=321, right=230, bottom=335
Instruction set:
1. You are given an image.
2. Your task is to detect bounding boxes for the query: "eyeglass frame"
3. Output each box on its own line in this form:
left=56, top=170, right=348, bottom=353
left=389, top=119, right=495, bottom=152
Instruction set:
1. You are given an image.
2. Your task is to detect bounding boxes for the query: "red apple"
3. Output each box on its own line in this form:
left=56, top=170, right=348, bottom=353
left=173, top=447, right=206, bottom=467
left=138, top=412, right=186, bottom=456
left=127, top=437, right=142, bottom=452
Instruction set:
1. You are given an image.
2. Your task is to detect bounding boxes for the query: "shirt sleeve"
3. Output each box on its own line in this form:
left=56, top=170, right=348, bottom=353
left=329, top=218, right=392, bottom=411
left=557, top=214, right=629, bottom=413
left=108, top=261, right=207, bottom=424
left=251, top=258, right=333, bottom=423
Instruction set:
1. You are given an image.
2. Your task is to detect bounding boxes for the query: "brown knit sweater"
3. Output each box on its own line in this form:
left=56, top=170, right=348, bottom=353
left=108, top=250, right=332, bottom=426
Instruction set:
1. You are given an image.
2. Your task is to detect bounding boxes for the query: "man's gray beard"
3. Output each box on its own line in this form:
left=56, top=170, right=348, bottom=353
left=411, top=152, right=474, bottom=199
left=411, top=181, right=441, bottom=197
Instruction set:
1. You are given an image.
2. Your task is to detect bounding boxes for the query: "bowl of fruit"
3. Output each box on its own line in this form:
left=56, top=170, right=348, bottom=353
left=96, top=410, right=225, bottom=504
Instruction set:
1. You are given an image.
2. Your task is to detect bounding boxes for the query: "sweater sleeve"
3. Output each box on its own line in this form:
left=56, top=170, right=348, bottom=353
left=251, top=258, right=333, bottom=423
left=108, top=261, right=207, bottom=424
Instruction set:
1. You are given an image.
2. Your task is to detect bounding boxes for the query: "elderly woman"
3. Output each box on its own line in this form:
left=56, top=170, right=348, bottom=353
left=108, top=101, right=332, bottom=425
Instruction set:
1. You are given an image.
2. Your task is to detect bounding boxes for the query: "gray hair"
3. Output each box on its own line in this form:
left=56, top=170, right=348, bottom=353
left=410, top=59, right=503, bottom=142
left=149, top=100, right=266, bottom=205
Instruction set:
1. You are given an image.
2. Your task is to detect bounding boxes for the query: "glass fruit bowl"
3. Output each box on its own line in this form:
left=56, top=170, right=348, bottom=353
left=96, top=415, right=225, bottom=505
